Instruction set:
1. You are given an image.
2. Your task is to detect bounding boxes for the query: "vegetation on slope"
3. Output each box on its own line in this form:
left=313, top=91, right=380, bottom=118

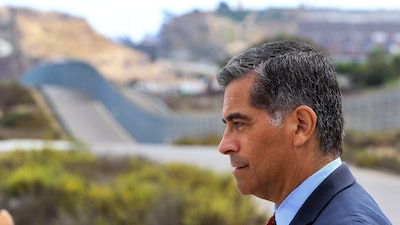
left=0, top=81, right=63, bottom=140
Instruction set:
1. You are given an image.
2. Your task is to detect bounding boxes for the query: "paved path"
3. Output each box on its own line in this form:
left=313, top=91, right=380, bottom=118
left=41, top=85, right=134, bottom=144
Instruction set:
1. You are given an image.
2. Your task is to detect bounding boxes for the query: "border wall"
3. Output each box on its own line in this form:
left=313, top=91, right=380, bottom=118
left=20, top=60, right=224, bottom=143
left=343, top=86, right=400, bottom=132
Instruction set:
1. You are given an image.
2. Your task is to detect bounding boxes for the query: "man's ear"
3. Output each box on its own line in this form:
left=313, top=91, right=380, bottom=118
left=291, top=105, right=317, bottom=147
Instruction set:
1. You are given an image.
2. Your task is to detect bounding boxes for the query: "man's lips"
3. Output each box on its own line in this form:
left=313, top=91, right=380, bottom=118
left=232, top=164, right=248, bottom=169
left=232, top=164, right=248, bottom=175
left=230, top=155, right=249, bottom=171
left=231, top=164, right=249, bottom=174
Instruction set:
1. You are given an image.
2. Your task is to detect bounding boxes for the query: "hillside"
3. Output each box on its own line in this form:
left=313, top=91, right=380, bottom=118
left=0, top=7, right=163, bottom=83
left=156, top=8, right=299, bottom=62
left=152, top=6, right=400, bottom=64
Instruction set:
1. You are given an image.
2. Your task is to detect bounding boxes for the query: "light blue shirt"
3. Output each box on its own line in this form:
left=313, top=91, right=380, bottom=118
left=275, top=157, right=342, bottom=225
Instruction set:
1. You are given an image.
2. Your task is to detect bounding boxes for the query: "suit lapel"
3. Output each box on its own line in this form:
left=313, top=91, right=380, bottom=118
left=289, top=163, right=356, bottom=225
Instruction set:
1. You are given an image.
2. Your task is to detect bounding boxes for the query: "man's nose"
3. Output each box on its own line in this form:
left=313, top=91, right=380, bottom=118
left=218, top=130, right=239, bottom=155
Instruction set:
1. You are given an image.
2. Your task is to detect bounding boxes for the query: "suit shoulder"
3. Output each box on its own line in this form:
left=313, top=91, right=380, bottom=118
left=314, top=182, right=391, bottom=225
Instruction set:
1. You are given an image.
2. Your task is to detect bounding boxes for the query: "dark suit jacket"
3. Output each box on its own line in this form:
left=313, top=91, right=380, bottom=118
left=290, top=163, right=392, bottom=225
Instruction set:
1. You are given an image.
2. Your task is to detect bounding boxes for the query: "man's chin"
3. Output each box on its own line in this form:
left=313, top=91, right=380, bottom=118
left=235, top=182, right=253, bottom=195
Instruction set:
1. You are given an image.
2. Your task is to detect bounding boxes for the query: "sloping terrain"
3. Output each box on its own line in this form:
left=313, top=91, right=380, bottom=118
left=0, top=7, right=162, bottom=83
left=14, top=8, right=152, bottom=83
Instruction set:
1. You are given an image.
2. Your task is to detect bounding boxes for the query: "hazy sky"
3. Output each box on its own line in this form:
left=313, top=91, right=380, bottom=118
left=1, top=0, right=400, bottom=42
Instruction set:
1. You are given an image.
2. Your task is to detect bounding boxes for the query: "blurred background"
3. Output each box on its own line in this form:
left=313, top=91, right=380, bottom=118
left=0, top=0, right=399, bottom=224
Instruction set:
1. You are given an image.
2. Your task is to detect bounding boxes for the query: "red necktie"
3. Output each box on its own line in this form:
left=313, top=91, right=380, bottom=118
left=266, top=214, right=276, bottom=225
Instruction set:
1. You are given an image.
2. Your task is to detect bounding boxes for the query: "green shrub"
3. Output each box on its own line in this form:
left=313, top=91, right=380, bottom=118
left=0, top=81, right=65, bottom=139
left=0, top=106, right=36, bottom=127
left=0, top=149, right=264, bottom=225
left=173, top=134, right=221, bottom=145
left=343, top=129, right=400, bottom=173
left=345, top=129, right=400, bottom=148
left=355, top=151, right=381, bottom=168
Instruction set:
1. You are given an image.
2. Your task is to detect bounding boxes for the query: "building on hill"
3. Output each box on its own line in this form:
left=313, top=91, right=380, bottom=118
left=299, top=21, right=400, bottom=63
left=297, top=10, right=400, bottom=63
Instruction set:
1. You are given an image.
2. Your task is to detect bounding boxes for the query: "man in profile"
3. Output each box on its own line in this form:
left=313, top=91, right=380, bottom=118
left=217, top=40, right=391, bottom=224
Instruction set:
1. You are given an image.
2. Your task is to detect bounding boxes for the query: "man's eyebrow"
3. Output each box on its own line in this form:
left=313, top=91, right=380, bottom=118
left=222, top=112, right=251, bottom=123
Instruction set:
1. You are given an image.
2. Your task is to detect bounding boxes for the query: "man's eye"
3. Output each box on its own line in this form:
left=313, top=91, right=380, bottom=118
left=234, top=122, right=244, bottom=127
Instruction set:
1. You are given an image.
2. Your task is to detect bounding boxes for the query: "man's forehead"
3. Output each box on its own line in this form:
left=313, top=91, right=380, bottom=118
left=223, top=77, right=253, bottom=98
